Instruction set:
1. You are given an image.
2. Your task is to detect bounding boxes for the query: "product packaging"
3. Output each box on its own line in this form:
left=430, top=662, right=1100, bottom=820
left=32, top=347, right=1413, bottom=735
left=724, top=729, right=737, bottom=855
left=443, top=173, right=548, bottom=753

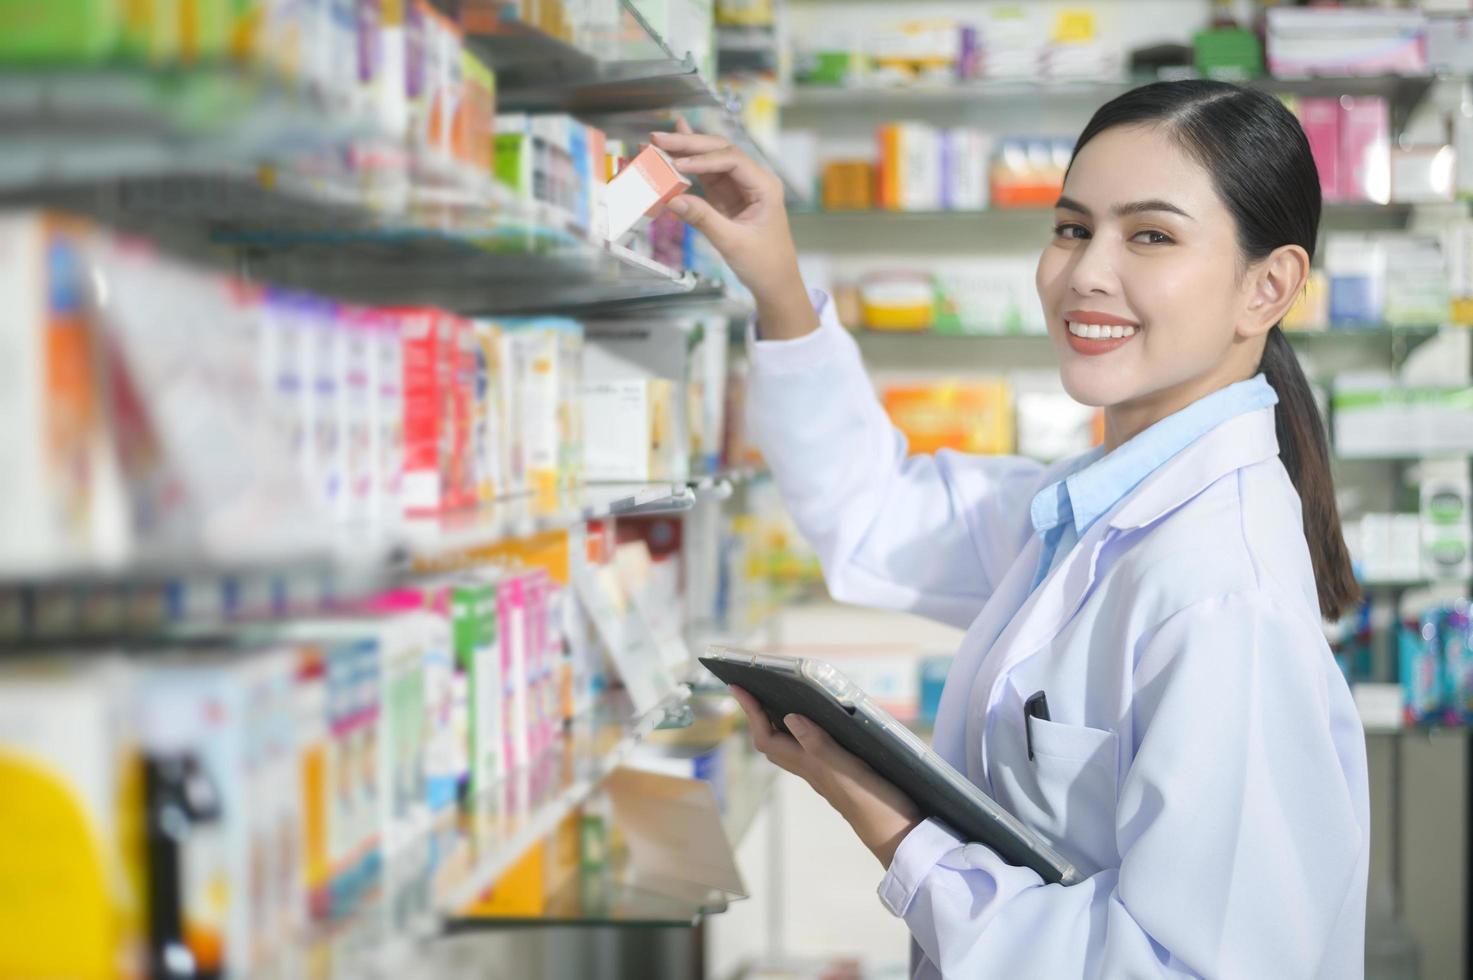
left=0, top=213, right=126, bottom=575
left=1419, top=457, right=1472, bottom=581
left=582, top=319, right=696, bottom=481
left=1382, top=233, right=1449, bottom=328
left=603, top=144, right=692, bottom=242
left=452, top=575, right=503, bottom=799
left=1338, top=97, right=1391, bottom=205
left=1325, top=233, right=1386, bottom=328
left=1297, top=97, right=1342, bottom=202
left=820, top=160, right=875, bottom=211
left=499, top=572, right=532, bottom=773
left=1443, top=604, right=1473, bottom=725
left=1400, top=614, right=1443, bottom=725
left=882, top=380, right=1015, bottom=456
left=396, top=307, right=451, bottom=515
left=0, top=658, right=146, bottom=980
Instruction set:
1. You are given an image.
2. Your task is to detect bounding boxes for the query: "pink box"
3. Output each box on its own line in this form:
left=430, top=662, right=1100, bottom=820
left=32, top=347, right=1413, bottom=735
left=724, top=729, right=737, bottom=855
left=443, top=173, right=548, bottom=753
left=1298, top=97, right=1342, bottom=202
left=1338, top=97, right=1391, bottom=204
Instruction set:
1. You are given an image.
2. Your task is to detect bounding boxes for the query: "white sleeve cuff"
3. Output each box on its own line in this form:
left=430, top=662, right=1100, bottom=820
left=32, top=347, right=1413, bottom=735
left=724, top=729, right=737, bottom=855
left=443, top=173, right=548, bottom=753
left=744, top=287, right=853, bottom=376
left=876, top=818, right=965, bottom=917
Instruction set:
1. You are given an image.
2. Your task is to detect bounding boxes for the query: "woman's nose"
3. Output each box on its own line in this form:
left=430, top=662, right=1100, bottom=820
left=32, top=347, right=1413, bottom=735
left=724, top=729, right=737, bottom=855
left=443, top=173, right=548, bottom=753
left=1067, top=239, right=1119, bottom=297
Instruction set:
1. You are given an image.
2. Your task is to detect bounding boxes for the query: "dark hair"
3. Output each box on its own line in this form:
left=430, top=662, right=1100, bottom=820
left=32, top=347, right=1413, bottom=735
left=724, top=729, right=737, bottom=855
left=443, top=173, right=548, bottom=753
left=1070, top=80, right=1359, bottom=621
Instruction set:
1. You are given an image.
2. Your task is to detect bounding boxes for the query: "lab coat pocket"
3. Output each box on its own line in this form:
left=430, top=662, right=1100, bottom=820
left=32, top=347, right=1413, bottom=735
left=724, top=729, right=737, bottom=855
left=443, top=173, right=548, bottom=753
left=992, top=684, right=1120, bottom=876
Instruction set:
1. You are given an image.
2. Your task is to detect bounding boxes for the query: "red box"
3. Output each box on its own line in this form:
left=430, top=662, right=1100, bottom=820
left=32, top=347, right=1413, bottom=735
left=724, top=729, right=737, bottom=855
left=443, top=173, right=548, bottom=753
left=395, top=307, right=447, bottom=516
left=445, top=314, right=477, bottom=511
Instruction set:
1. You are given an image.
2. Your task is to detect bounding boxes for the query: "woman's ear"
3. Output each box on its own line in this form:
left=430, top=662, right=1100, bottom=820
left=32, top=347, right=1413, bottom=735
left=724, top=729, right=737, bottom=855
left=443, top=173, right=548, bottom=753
left=1239, top=244, right=1310, bottom=339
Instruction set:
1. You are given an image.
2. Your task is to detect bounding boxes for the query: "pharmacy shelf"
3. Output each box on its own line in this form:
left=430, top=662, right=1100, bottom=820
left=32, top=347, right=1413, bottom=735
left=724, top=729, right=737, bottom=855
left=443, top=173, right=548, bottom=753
left=0, top=66, right=375, bottom=190
left=403, top=482, right=699, bottom=566
left=444, top=735, right=775, bottom=931
left=449, top=0, right=807, bottom=205
left=2, top=85, right=744, bottom=316
left=435, top=683, right=696, bottom=917
left=718, top=24, right=781, bottom=56
left=784, top=73, right=1442, bottom=132
left=457, top=0, right=710, bottom=115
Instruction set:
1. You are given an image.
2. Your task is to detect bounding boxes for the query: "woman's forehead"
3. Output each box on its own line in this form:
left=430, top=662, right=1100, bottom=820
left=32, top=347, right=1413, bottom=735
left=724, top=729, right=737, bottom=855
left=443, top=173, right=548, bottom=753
left=1063, top=125, right=1223, bottom=216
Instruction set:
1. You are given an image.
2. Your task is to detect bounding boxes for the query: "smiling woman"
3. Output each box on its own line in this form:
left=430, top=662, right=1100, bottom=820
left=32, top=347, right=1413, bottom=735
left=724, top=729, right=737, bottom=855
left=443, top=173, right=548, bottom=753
left=657, top=80, right=1369, bottom=979
left=1038, top=81, right=1357, bottom=621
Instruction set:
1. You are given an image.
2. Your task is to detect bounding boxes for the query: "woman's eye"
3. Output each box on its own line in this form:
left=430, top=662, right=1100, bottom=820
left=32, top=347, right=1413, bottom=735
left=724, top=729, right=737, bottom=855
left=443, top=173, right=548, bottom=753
left=1053, top=223, right=1090, bottom=240
left=1132, top=230, right=1174, bottom=245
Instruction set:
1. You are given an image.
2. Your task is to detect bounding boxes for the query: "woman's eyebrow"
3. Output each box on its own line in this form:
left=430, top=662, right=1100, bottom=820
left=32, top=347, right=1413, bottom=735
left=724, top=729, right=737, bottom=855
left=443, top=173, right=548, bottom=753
left=1053, top=195, right=1195, bottom=221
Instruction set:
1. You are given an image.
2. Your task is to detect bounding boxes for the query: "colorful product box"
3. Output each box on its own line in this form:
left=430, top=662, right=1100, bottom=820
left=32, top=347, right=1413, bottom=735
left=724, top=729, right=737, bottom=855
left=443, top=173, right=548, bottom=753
left=498, top=318, right=585, bottom=498
left=373, top=310, right=406, bottom=527
left=1402, top=614, right=1445, bottom=726
left=471, top=320, right=509, bottom=503
left=0, top=659, right=146, bottom=980
left=604, top=144, right=692, bottom=242
left=135, top=649, right=300, bottom=978
left=0, top=213, right=117, bottom=576
left=882, top=380, right=1015, bottom=456
left=1338, top=97, right=1391, bottom=205
left=396, top=307, right=448, bottom=515
left=452, top=575, right=503, bottom=799
left=499, top=572, right=532, bottom=773
left=1443, top=605, right=1473, bottom=725
left=1297, top=97, right=1341, bottom=202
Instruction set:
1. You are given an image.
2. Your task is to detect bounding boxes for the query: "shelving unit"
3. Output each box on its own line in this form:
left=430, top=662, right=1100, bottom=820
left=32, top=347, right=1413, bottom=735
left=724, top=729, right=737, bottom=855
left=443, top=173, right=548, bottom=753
left=0, top=3, right=793, bottom=976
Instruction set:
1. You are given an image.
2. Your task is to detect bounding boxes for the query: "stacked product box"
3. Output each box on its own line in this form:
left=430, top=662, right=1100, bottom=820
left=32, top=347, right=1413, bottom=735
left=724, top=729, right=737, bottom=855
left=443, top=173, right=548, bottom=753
left=1400, top=602, right=1473, bottom=727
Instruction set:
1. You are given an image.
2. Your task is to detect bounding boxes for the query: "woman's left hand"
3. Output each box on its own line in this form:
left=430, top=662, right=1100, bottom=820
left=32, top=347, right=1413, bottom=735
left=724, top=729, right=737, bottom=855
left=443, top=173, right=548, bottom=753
left=729, top=685, right=923, bottom=869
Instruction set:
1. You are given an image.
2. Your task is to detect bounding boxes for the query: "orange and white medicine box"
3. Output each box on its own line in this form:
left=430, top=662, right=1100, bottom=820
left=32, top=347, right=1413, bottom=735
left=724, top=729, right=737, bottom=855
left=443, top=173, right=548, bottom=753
left=603, top=144, right=691, bottom=242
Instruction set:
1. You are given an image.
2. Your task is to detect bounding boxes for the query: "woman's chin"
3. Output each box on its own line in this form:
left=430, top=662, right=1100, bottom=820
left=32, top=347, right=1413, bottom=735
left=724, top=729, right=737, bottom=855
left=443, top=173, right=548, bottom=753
left=1057, top=367, right=1132, bottom=410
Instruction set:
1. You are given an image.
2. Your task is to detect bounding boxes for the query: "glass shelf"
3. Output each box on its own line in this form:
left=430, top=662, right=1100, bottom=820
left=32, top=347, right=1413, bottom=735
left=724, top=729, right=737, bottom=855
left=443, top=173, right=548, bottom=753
left=784, top=73, right=1444, bottom=133
left=0, top=66, right=374, bottom=190
left=445, top=867, right=728, bottom=930
left=435, top=683, right=696, bottom=917
left=448, top=0, right=808, bottom=205
left=401, top=483, right=698, bottom=567
left=444, top=734, right=777, bottom=931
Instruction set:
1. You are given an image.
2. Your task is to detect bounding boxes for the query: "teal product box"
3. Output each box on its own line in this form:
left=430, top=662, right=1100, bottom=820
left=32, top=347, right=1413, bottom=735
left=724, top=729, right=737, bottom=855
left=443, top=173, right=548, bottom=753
left=1401, top=614, right=1443, bottom=726
left=918, top=656, right=951, bottom=729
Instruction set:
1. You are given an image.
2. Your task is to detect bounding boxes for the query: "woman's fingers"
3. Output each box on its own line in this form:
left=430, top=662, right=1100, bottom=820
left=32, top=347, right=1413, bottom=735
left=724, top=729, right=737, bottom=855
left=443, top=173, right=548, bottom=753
left=728, top=685, right=771, bottom=735
left=728, top=686, right=806, bottom=774
left=650, top=128, right=730, bottom=156
left=671, top=148, right=772, bottom=192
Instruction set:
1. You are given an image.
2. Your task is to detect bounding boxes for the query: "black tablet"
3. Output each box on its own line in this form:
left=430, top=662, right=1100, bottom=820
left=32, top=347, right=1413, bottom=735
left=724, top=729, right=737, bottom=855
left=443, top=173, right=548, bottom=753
left=700, top=646, right=1080, bottom=886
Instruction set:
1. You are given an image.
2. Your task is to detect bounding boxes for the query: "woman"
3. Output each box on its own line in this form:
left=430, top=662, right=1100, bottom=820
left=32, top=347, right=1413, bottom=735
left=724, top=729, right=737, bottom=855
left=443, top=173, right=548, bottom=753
left=656, top=80, right=1370, bottom=978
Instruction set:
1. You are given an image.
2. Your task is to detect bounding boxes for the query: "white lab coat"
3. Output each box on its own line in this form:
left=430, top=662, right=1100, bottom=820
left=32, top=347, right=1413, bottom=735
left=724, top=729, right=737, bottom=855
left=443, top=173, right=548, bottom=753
left=745, top=293, right=1370, bottom=979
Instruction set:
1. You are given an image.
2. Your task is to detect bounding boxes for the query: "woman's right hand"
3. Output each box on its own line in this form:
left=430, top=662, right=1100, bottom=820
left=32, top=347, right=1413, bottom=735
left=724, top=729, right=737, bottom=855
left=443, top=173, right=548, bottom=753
left=651, top=120, right=819, bottom=339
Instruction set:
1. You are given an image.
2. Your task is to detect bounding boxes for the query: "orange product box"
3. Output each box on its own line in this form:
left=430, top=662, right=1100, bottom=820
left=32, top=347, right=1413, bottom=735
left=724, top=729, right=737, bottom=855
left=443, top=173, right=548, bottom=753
left=821, top=160, right=875, bottom=211
left=882, top=380, right=1015, bottom=456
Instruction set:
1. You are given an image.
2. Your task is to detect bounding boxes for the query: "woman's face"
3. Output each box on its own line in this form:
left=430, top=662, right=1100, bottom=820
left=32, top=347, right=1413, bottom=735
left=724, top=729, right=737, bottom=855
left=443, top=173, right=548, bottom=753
left=1035, top=124, right=1266, bottom=428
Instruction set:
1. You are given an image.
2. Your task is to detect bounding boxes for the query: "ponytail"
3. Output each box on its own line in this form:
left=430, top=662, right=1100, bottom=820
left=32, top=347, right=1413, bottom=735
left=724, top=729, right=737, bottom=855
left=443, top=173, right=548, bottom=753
left=1259, top=326, right=1360, bottom=620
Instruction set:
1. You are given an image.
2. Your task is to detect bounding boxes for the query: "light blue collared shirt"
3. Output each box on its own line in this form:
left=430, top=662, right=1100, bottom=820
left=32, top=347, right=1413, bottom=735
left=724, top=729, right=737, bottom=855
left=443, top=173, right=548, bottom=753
left=1027, top=374, right=1280, bottom=592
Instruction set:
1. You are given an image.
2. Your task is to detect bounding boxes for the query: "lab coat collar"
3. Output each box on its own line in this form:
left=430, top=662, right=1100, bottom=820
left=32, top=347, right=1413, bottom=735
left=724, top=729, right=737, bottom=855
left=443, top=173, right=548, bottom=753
left=962, top=405, right=1282, bottom=787
left=1106, top=406, right=1280, bottom=533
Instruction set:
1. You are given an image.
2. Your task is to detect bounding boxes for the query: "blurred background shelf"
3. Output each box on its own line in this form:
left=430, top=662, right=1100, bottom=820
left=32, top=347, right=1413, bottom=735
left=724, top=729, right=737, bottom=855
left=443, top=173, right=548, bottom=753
left=437, top=683, right=696, bottom=917
left=785, top=73, right=1441, bottom=133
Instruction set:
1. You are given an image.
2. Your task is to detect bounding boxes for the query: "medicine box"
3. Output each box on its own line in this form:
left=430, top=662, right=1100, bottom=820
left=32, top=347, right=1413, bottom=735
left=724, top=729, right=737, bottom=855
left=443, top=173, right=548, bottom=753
left=604, top=144, right=691, bottom=242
